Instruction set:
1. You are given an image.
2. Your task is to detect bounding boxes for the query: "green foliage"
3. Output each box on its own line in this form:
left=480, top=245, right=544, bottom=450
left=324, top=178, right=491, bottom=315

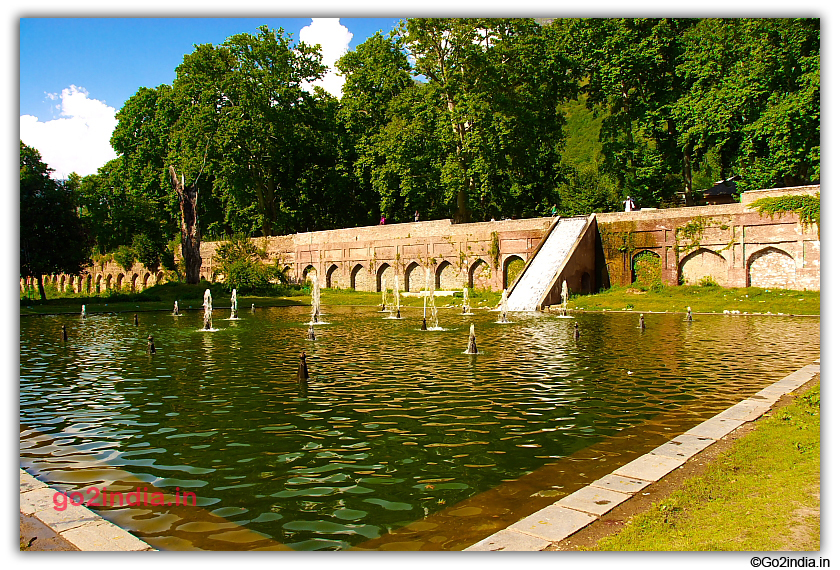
left=506, top=257, right=525, bottom=285
left=697, top=275, right=720, bottom=287
left=489, top=231, right=501, bottom=268
left=212, top=234, right=281, bottom=293
left=750, top=193, right=820, bottom=230
left=39, top=17, right=819, bottom=262
left=20, top=141, right=92, bottom=300
left=113, top=245, right=136, bottom=272
left=555, top=160, right=622, bottom=216
left=631, top=250, right=662, bottom=287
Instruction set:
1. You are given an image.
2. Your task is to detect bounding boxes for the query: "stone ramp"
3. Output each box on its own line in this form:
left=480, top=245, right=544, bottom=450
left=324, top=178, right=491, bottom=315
left=506, top=217, right=588, bottom=312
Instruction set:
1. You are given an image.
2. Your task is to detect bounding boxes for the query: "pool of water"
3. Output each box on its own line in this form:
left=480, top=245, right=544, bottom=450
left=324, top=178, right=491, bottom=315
left=19, top=305, right=820, bottom=550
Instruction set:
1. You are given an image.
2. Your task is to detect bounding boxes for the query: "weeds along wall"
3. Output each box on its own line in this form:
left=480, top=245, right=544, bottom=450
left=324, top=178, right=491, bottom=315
left=595, top=185, right=820, bottom=291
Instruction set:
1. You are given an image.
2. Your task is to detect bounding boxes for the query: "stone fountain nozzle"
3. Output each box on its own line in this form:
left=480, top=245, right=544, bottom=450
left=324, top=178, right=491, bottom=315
left=297, top=351, right=309, bottom=383
left=467, top=324, right=478, bottom=354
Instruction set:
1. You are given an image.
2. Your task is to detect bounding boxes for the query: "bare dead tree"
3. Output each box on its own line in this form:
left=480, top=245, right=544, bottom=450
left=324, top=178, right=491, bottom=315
left=169, top=165, right=202, bottom=284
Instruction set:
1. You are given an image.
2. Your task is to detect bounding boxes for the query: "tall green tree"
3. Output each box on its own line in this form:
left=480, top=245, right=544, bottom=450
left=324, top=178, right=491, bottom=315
left=567, top=17, right=697, bottom=206
left=20, top=141, right=92, bottom=300
left=398, top=18, right=576, bottom=222
left=168, top=25, right=326, bottom=237
left=674, top=18, right=820, bottom=193
left=336, top=31, right=415, bottom=223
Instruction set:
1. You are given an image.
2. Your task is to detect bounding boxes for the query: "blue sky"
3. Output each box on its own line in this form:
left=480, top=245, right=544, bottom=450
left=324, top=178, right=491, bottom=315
left=20, top=18, right=402, bottom=119
left=19, top=17, right=403, bottom=178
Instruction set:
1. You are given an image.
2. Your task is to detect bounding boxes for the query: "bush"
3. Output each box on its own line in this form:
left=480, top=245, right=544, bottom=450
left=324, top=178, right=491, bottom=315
left=698, top=275, right=720, bottom=287
left=212, top=234, right=280, bottom=294
left=132, top=233, right=161, bottom=269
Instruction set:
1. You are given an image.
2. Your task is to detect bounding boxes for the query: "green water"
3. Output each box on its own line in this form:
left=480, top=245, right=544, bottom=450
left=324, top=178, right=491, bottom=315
left=19, top=306, right=820, bottom=550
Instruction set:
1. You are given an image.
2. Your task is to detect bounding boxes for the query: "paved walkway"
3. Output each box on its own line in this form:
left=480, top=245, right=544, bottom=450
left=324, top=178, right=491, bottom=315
left=465, top=359, right=820, bottom=551
left=20, top=469, right=155, bottom=551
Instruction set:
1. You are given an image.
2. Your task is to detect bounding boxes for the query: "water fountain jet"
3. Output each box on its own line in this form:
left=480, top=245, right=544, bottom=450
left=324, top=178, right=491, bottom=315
left=461, top=287, right=474, bottom=316
left=496, top=289, right=510, bottom=323
left=309, top=273, right=325, bottom=324
left=306, top=324, right=316, bottom=341
left=173, top=301, right=180, bottom=316
left=81, top=305, right=86, bottom=319
left=61, top=324, right=67, bottom=342
left=202, top=289, right=213, bottom=330
left=394, top=273, right=401, bottom=319
left=230, top=289, right=238, bottom=319
left=147, top=335, right=156, bottom=354
left=424, top=268, right=440, bottom=330
left=639, top=314, right=646, bottom=330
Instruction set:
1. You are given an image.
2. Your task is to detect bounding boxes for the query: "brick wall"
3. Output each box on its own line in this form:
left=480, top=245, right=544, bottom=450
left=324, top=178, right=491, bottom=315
left=28, top=186, right=819, bottom=296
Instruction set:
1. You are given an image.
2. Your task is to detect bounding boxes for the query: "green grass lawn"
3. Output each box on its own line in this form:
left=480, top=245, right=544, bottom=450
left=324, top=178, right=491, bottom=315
left=20, top=282, right=504, bottom=316
left=21, top=280, right=818, bottom=317
left=592, top=382, right=821, bottom=551
left=567, top=284, right=820, bottom=316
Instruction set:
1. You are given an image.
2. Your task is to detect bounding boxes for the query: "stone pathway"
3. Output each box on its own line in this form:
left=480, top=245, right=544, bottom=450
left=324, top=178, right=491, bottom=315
left=464, top=359, right=820, bottom=551
left=19, top=469, right=155, bottom=551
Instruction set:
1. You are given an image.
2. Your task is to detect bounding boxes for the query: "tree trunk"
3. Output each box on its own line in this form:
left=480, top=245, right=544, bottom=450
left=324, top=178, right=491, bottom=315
left=37, top=275, right=46, bottom=301
left=169, top=166, right=202, bottom=284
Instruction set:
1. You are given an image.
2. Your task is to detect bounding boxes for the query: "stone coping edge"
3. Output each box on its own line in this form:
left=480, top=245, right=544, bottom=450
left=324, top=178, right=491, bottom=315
left=19, top=469, right=156, bottom=552
left=464, top=358, right=820, bottom=551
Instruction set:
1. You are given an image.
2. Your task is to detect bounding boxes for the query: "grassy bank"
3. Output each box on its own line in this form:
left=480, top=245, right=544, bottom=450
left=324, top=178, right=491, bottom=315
left=19, top=281, right=307, bottom=316
left=20, top=283, right=504, bottom=316
left=22, top=280, right=818, bottom=317
left=566, top=284, right=820, bottom=316
left=592, top=381, right=821, bottom=551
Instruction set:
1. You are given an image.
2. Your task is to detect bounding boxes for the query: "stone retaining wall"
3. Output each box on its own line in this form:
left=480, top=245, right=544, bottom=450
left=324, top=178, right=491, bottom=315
left=23, top=186, right=820, bottom=296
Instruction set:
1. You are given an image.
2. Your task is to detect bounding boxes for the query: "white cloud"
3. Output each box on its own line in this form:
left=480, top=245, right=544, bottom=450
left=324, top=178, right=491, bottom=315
left=19, top=85, right=118, bottom=179
left=299, top=18, right=353, bottom=98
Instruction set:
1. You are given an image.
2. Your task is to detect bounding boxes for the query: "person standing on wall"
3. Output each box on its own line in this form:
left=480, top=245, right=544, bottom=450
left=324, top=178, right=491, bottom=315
left=414, top=210, right=420, bottom=222
left=624, top=196, right=635, bottom=212
left=380, top=215, right=386, bottom=225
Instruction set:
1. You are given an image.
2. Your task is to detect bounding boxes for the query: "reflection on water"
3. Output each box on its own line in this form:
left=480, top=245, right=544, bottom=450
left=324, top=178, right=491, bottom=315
left=20, top=307, right=819, bottom=550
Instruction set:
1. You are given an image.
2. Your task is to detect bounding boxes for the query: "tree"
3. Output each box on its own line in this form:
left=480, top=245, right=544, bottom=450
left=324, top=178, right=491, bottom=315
left=674, top=18, right=820, bottom=193
left=20, top=141, right=92, bottom=300
left=168, top=26, right=326, bottom=237
left=168, top=165, right=202, bottom=284
left=336, top=32, right=415, bottom=223
left=398, top=18, right=576, bottom=222
left=567, top=18, right=697, bottom=206
left=212, top=234, right=280, bottom=293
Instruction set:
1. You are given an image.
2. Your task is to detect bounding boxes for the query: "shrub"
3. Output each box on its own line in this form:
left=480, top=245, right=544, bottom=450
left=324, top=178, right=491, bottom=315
left=212, top=234, right=280, bottom=294
left=698, top=275, right=720, bottom=287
